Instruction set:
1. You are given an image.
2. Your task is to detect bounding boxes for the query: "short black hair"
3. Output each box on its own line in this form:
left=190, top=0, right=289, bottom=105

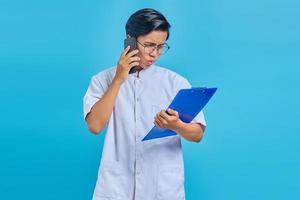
left=125, top=8, right=171, bottom=40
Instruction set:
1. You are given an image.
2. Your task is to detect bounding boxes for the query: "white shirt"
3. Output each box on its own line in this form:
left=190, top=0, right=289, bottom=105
left=83, top=64, right=206, bottom=200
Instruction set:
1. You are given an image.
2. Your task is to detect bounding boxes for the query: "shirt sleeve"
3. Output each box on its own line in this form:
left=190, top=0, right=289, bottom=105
left=83, top=74, right=106, bottom=120
left=178, top=78, right=206, bottom=127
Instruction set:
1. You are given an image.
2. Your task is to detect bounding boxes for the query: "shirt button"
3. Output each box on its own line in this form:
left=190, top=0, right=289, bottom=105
left=136, top=171, right=141, bottom=175
left=137, top=98, right=140, bottom=101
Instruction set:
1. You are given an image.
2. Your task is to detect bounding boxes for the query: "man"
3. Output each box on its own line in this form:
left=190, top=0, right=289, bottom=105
left=83, top=8, right=206, bottom=200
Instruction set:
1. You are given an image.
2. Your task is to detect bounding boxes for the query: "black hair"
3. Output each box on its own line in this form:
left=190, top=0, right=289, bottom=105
left=125, top=8, right=171, bottom=40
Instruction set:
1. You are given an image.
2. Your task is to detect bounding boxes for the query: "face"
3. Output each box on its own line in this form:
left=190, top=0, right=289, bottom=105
left=136, top=30, right=168, bottom=69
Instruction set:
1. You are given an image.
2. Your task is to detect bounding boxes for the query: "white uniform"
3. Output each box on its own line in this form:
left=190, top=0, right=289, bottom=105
left=83, top=64, right=206, bottom=200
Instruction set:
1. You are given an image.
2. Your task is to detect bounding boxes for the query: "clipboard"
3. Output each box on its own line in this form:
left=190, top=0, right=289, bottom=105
left=142, top=87, right=217, bottom=141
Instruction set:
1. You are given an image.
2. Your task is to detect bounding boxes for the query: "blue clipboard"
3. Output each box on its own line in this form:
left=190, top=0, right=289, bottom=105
left=142, top=87, right=217, bottom=141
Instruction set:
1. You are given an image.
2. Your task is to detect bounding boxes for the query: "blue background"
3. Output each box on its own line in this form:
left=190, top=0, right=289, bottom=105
left=1, top=0, right=299, bottom=199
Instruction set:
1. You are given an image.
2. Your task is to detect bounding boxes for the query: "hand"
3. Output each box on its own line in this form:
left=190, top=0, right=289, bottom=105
left=114, top=46, right=140, bottom=83
left=154, top=108, right=181, bottom=131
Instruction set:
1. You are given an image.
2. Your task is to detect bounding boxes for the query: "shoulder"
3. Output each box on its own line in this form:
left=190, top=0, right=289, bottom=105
left=92, top=66, right=117, bottom=83
left=93, top=66, right=116, bottom=79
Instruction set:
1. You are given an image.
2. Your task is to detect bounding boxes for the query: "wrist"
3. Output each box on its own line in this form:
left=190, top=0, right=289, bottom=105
left=112, top=77, right=124, bottom=85
left=172, top=119, right=185, bottom=133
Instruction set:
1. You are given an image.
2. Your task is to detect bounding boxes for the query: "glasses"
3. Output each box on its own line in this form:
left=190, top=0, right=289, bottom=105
left=136, top=40, right=170, bottom=55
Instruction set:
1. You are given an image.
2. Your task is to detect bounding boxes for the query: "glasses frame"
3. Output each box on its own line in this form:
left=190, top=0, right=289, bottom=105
left=136, top=40, right=170, bottom=55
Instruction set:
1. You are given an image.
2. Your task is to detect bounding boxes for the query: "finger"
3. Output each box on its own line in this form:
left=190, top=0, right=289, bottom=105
left=128, top=56, right=141, bottom=63
left=154, top=117, right=162, bottom=128
left=167, top=108, right=178, bottom=116
left=121, top=46, right=131, bottom=57
left=159, top=110, right=170, bottom=121
left=159, top=116, right=168, bottom=127
left=129, top=62, right=140, bottom=68
left=125, top=49, right=139, bottom=58
left=155, top=118, right=164, bottom=128
left=156, top=115, right=167, bottom=128
left=154, top=121, right=162, bottom=129
left=154, top=118, right=162, bottom=128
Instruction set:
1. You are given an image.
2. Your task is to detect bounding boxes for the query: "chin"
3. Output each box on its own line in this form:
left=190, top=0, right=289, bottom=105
left=141, top=62, right=154, bottom=69
left=140, top=65, right=149, bottom=69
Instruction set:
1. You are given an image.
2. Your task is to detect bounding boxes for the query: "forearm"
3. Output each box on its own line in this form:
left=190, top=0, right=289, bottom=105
left=86, top=78, right=123, bottom=134
left=173, top=121, right=204, bottom=143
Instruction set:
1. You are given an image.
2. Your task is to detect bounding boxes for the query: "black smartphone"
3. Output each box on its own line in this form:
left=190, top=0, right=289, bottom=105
left=124, top=37, right=138, bottom=73
left=124, top=37, right=137, bottom=53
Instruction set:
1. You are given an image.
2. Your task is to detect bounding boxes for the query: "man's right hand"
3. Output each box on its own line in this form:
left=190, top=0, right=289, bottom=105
left=114, top=46, right=140, bottom=84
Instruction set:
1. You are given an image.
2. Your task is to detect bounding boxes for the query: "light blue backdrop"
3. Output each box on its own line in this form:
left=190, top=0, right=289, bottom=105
left=1, top=0, right=299, bottom=199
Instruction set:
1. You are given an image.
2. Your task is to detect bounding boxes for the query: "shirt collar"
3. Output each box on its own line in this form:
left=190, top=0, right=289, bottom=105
left=129, top=64, right=156, bottom=79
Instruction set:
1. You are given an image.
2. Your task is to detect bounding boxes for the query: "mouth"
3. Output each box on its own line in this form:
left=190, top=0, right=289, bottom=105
left=146, top=60, right=154, bottom=65
left=140, top=60, right=155, bottom=68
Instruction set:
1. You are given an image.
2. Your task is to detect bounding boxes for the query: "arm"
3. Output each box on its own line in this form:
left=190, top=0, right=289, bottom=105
left=173, top=121, right=204, bottom=143
left=85, top=79, right=123, bottom=134
left=85, top=47, right=140, bottom=134
left=154, top=108, right=205, bottom=143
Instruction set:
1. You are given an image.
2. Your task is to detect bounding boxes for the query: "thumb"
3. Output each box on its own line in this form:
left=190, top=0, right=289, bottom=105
left=167, top=108, right=178, bottom=115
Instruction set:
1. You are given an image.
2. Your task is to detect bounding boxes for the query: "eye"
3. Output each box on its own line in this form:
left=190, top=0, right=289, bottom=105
left=144, top=43, right=157, bottom=48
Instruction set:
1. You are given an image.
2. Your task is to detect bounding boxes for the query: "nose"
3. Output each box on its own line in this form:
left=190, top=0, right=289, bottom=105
left=149, top=48, right=159, bottom=57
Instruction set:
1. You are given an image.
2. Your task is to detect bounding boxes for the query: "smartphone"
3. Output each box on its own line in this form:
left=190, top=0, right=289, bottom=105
left=124, top=37, right=137, bottom=53
left=124, top=37, right=138, bottom=73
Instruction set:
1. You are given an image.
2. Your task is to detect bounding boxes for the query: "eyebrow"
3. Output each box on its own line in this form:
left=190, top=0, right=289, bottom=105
left=144, top=42, right=165, bottom=46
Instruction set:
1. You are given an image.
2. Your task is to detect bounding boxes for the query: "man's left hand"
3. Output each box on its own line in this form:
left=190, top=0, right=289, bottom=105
left=154, top=108, right=181, bottom=130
